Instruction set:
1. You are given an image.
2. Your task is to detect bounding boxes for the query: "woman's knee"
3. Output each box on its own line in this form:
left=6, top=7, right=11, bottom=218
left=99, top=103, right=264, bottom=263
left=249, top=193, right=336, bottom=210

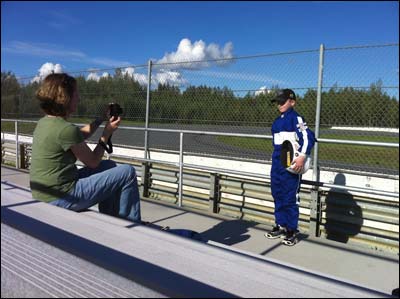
left=119, top=164, right=136, bottom=180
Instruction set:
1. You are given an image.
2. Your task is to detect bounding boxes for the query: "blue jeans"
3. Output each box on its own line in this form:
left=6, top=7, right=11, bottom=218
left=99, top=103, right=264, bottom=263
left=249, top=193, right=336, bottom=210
left=50, top=160, right=141, bottom=223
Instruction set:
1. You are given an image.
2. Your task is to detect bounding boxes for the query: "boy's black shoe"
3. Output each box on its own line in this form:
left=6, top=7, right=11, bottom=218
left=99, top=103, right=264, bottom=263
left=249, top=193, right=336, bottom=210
left=282, top=230, right=298, bottom=246
left=265, top=225, right=286, bottom=239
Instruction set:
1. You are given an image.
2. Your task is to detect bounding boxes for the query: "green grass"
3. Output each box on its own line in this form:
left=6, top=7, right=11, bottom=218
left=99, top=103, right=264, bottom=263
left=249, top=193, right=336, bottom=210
left=217, top=136, right=399, bottom=170
left=319, top=134, right=399, bottom=143
left=318, top=143, right=398, bottom=169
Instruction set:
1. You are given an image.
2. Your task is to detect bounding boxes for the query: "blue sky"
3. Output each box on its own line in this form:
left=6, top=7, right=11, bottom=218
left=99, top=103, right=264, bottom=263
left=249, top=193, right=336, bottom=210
left=1, top=1, right=399, bottom=95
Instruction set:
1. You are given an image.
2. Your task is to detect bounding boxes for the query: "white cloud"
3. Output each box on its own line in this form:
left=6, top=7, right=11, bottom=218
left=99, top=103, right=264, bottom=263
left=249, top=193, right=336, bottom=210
left=86, top=71, right=111, bottom=81
left=87, top=72, right=100, bottom=81
left=255, top=86, right=272, bottom=96
left=31, top=62, right=64, bottom=83
left=118, top=67, right=187, bottom=87
left=26, top=38, right=236, bottom=87
left=153, top=69, right=188, bottom=86
left=156, top=38, right=234, bottom=69
left=121, top=67, right=148, bottom=85
left=121, top=67, right=135, bottom=78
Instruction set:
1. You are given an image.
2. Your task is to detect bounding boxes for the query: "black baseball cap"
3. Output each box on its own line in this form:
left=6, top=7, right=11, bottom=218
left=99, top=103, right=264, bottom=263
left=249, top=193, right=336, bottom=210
left=271, top=89, right=297, bottom=104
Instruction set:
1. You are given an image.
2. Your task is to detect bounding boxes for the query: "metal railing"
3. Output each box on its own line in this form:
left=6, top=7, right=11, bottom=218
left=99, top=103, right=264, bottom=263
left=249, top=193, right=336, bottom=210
left=2, top=118, right=399, bottom=253
left=1, top=118, right=398, bottom=198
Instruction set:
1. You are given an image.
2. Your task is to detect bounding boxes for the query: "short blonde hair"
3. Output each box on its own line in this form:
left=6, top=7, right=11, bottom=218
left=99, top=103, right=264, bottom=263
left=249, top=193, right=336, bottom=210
left=36, top=73, right=77, bottom=116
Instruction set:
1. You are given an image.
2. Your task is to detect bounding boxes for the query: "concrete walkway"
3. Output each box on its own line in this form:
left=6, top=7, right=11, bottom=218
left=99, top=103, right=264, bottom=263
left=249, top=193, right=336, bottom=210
left=1, top=166, right=399, bottom=296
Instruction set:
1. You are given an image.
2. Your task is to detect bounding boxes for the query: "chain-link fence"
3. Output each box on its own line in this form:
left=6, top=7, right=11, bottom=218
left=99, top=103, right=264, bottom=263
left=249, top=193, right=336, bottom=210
left=319, top=45, right=399, bottom=175
left=1, top=43, right=399, bottom=176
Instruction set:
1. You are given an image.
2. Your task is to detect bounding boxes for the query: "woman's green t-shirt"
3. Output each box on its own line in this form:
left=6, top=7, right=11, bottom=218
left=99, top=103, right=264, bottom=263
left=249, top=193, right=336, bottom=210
left=30, top=117, right=84, bottom=202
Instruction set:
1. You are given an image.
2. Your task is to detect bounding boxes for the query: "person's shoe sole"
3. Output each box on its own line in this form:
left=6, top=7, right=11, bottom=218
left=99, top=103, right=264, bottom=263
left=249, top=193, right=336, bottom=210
left=264, top=232, right=286, bottom=239
left=282, top=238, right=298, bottom=246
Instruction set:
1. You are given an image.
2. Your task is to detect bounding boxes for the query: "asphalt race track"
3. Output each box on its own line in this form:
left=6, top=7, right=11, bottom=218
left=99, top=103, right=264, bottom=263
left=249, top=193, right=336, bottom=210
left=85, top=123, right=398, bottom=176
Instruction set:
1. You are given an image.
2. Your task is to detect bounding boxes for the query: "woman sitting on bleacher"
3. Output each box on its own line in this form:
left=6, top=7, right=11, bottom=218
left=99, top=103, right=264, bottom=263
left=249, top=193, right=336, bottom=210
left=29, top=73, right=142, bottom=223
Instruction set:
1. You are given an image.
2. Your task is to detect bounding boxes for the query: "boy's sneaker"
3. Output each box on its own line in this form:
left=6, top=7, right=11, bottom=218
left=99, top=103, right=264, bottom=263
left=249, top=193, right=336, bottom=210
left=282, top=230, right=298, bottom=246
left=265, top=225, right=286, bottom=239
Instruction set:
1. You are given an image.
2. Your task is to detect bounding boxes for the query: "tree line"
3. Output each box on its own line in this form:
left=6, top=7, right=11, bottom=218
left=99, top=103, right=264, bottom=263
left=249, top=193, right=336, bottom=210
left=1, top=71, right=398, bottom=128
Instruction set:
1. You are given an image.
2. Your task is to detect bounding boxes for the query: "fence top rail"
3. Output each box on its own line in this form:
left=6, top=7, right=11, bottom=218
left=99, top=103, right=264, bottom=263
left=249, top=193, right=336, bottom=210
left=324, top=43, right=399, bottom=51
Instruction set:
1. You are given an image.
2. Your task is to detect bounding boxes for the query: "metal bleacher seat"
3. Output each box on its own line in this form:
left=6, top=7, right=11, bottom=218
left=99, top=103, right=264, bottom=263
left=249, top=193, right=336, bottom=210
left=1, top=180, right=392, bottom=298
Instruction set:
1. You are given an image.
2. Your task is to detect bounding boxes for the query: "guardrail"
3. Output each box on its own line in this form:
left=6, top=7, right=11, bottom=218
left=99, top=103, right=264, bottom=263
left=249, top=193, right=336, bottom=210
left=1, top=118, right=399, bottom=254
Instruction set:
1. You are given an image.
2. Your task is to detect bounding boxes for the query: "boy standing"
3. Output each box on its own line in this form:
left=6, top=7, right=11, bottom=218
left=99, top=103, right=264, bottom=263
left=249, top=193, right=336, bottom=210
left=265, top=89, right=316, bottom=246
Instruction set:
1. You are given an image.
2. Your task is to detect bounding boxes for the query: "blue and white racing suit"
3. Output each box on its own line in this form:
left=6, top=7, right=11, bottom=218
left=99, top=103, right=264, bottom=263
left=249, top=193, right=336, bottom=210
left=271, top=108, right=316, bottom=231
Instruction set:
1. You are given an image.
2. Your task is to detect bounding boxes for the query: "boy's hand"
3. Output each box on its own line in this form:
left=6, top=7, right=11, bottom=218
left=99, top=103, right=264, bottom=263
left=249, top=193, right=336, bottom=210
left=291, top=155, right=305, bottom=173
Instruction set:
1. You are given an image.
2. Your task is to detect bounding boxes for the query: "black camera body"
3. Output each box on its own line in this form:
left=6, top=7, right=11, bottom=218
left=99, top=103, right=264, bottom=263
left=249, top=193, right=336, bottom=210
left=109, top=103, right=123, bottom=118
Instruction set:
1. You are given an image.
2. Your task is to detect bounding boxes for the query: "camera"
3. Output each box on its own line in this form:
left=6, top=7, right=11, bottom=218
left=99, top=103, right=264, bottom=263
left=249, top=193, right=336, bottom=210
left=109, top=103, right=123, bottom=118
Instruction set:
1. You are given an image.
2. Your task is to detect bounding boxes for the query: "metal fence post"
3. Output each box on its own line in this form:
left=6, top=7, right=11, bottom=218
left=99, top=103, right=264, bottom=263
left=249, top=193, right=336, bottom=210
left=141, top=162, right=151, bottom=198
left=144, top=59, right=152, bottom=160
left=19, top=143, right=26, bottom=169
left=15, top=120, right=19, bottom=169
left=209, top=173, right=220, bottom=213
left=309, top=44, right=324, bottom=237
left=178, top=132, right=184, bottom=207
left=142, top=60, right=152, bottom=198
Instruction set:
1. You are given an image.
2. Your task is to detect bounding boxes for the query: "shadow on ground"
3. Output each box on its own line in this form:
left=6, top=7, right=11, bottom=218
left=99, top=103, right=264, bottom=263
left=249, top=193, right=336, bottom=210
left=200, top=219, right=258, bottom=245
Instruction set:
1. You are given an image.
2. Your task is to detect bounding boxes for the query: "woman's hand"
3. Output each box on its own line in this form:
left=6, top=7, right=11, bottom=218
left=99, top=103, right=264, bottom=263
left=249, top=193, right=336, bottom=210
left=104, top=116, right=121, bottom=135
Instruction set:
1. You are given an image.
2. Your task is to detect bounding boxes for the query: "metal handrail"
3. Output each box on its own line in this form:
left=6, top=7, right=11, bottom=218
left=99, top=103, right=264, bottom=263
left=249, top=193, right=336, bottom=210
left=1, top=118, right=399, bottom=198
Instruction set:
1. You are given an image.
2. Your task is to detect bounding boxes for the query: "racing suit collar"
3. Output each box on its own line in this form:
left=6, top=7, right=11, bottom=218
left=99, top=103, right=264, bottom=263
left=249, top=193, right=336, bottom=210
left=281, top=107, right=294, bottom=116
